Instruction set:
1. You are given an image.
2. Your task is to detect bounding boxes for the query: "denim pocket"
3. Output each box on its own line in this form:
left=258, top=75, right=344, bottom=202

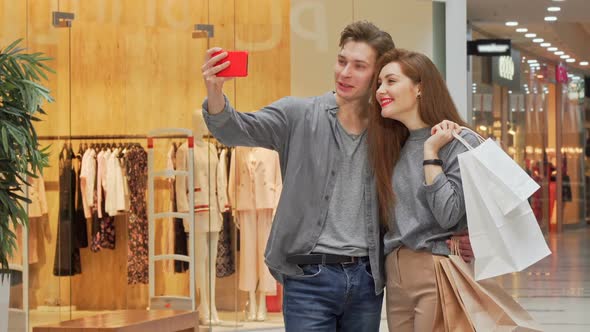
left=290, top=264, right=322, bottom=279
left=363, top=261, right=375, bottom=279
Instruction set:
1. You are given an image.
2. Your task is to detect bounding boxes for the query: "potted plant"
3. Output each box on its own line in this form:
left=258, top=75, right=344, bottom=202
left=0, top=39, right=53, bottom=331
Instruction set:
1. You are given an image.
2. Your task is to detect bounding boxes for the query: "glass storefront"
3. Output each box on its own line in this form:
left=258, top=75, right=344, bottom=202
left=470, top=30, right=588, bottom=233
left=2, top=0, right=290, bottom=330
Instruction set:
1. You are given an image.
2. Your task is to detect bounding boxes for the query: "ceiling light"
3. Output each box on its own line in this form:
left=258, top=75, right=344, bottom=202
left=505, top=21, right=519, bottom=26
left=525, top=33, right=537, bottom=38
left=560, top=55, right=570, bottom=59
left=533, top=38, right=544, bottom=43
left=544, top=16, right=558, bottom=22
left=516, top=28, right=528, bottom=33
left=555, top=51, right=564, bottom=55
left=547, top=47, right=558, bottom=51
left=540, top=43, right=551, bottom=47
left=580, top=61, right=589, bottom=66
left=565, top=59, right=575, bottom=63
left=547, top=7, right=561, bottom=12
left=527, top=59, right=538, bottom=63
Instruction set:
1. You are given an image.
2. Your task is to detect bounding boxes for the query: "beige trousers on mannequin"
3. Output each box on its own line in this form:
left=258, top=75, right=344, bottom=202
left=385, top=247, right=442, bottom=332
left=238, top=209, right=276, bottom=294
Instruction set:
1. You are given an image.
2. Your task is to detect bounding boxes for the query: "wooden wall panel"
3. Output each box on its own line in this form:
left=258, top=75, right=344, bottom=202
left=234, top=0, right=290, bottom=111
left=0, top=1, right=26, bottom=46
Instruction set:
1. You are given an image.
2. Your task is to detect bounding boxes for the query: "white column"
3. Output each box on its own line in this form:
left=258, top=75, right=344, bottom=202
left=444, top=0, right=468, bottom=120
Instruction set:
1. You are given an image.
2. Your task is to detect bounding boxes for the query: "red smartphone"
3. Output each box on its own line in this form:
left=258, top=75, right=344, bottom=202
left=212, top=50, right=249, bottom=77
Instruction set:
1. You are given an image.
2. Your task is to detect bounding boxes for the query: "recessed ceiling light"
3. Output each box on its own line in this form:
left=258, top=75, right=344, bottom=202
left=552, top=0, right=565, bottom=2
left=527, top=59, right=538, bottom=63
left=533, top=38, right=544, bottom=43
left=547, top=7, right=561, bottom=12
left=547, top=47, right=558, bottom=51
left=540, top=43, right=551, bottom=47
left=560, top=54, right=570, bottom=59
left=505, top=21, right=519, bottom=26
left=544, top=16, right=558, bottom=22
left=580, top=61, right=589, bottom=66
left=516, top=28, right=528, bottom=33
left=565, top=59, right=575, bottom=63
left=525, top=33, right=537, bottom=38
left=555, top=51, right=564, bottom=55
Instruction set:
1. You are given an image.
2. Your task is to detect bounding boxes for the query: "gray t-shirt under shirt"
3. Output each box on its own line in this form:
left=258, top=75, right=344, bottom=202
left=313, top=119, right=369, bottom=257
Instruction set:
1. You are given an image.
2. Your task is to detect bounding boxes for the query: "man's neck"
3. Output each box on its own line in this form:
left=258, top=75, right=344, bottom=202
left=335, top=94, right=369, bottom=135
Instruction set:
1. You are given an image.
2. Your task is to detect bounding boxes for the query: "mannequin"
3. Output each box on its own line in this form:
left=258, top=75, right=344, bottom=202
left=176, top=110, right=229, bottom=325
left=229, top=147, right=282, bottom=321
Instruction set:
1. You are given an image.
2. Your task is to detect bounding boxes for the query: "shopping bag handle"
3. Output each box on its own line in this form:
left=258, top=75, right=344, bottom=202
left=451, top=127, right=486, bottom=150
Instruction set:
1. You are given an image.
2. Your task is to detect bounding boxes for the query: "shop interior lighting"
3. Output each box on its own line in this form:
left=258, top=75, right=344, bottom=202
left=505, top=21, right=519, bottom=26
left=547, top=47, right=558, bottom=51
left=525, top=33, right=537, bottom=38
left=527, top=59, right=538, bottom=63
left=560, top=54, right=570, bottom=59
left=540, top=43, right=551, bottom=47
left=544, top=16, right=558, bottom=22
left=533, top=38, right=544, bottom=43
left=555, top=51, right=564, bottom=55
left=580, top=61, right=589, bottom=66
left=516, top=28, right=528, bottom=33
left=547, top=7, right=561, bottom=12
left=565, top=58, right=575, bottom=63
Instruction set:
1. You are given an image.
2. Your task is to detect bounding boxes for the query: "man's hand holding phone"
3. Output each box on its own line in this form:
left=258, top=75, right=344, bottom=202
left=201, top=48, right=249, bottom=114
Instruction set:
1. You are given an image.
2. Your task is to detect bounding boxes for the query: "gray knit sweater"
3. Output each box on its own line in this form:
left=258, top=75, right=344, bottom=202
left=383, top=127, right=481, bottom=256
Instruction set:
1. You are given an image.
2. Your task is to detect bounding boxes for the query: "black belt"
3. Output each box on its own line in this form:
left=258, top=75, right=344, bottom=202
left=287, top=253, right=367, bottom=265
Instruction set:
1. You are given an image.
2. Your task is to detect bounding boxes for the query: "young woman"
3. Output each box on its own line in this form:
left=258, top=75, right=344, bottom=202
left=367, top=49, right=481, bottom=332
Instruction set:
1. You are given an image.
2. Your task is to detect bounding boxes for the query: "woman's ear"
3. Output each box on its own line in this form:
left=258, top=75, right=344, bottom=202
left=415, top=84, right=422, bottom=99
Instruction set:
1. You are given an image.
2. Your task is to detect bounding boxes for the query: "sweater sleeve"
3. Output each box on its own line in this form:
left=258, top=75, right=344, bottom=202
left=202, top=95, right=301, bottom=153
left=422, top=132, right=481, bottom=230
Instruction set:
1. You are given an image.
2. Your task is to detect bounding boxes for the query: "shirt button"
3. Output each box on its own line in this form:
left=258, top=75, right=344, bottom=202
left=331, top=170, right=336, bottom=176
left=324, top=195, right=329, bottom=200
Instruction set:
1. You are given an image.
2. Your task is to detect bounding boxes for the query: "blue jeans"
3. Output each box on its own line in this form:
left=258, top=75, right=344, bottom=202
left=282, top=258, right=384, bottom=331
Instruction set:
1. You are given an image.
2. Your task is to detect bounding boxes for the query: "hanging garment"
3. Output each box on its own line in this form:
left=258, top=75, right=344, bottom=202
left=73, top=151, right=89, bottom=249
left=26, top=172, right=49, bottom=264
left=125, top=145, right=149, bottom=284
left=53, top=146, right=82, bottom=276
left=91, top=149, right=115, bottom=252
left=80, top=148, right=97, bottom=218
left=215, top=148, right=234, bottom=277
left=216, top=211, right=235, bottom=278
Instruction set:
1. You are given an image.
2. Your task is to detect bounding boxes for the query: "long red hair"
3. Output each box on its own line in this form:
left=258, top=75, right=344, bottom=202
left=367, top=49, right=469, bottom=229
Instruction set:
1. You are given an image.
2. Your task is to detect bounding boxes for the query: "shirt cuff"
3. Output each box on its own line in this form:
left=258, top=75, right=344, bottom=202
left=422, top=172, right=447, bottom=192
left=202, top=94, right=232, bottom=126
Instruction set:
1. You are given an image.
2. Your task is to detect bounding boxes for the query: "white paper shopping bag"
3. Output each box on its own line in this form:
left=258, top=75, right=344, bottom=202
left=453, top=130, right=551, bottom=280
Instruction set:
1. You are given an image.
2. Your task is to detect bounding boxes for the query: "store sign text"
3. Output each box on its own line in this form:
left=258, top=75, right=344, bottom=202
left=498, top=56, right=515, bottom=81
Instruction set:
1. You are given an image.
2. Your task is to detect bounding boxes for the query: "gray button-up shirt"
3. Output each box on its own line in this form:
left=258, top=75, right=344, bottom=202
left=202, top=91, right=385, bottom=294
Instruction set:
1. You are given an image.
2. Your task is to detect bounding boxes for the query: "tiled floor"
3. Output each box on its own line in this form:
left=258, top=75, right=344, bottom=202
left=495, top=226, right=590, bottom=332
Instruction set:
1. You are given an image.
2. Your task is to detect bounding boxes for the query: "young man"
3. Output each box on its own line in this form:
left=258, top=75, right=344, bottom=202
left=201, top=21, right=472, bottom=331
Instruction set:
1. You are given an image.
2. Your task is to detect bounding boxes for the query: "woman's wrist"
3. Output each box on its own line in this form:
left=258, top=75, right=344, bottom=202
left=424, top=146, right=439, bottom=159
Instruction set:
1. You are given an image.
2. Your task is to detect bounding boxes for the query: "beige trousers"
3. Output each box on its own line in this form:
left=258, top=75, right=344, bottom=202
left=238, top=209, right=276, bottom=293
left=386, top=247, right=443, bottom=332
